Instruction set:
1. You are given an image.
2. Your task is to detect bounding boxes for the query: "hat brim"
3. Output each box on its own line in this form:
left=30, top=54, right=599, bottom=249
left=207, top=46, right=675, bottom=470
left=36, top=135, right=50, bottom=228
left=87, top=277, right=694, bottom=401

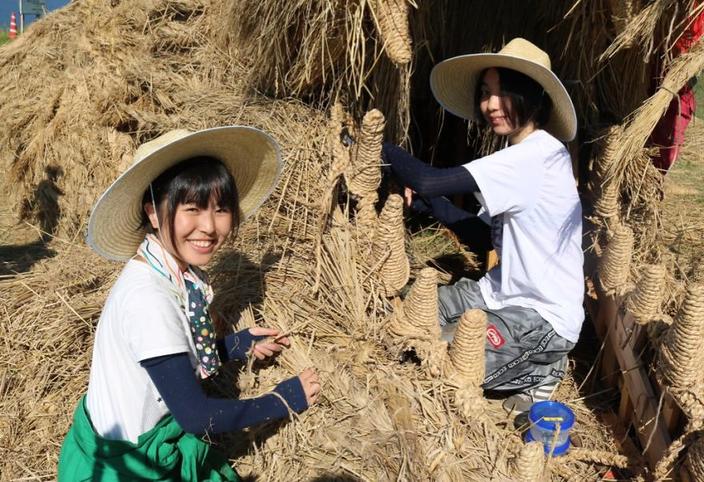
left=430, top=53, right=577, bottom=142
left=87, top=126, right=282, bottom=262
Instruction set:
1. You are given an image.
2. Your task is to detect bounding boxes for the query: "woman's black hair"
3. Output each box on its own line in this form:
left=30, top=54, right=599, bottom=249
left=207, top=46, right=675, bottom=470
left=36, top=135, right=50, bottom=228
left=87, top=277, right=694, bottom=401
left=141, top=156, right=240, bottom=244
left=474, top=67, right=552, bottom=129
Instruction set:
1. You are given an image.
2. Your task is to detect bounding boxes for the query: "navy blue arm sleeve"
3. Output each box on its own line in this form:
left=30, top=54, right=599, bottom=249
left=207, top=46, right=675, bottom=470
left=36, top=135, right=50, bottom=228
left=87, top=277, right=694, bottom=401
left=141, top=353, right=308, bottom=435
left=382, top=143, right=479, bottom=197
left=216, top=329, right=268, bottom=363
left=411, top=196, right=476, bottom=226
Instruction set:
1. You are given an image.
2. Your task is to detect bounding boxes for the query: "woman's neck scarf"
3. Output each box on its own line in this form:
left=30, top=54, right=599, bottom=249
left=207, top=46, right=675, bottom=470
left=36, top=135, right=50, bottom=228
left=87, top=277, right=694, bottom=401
left=137, top=233, right=221, bottom=379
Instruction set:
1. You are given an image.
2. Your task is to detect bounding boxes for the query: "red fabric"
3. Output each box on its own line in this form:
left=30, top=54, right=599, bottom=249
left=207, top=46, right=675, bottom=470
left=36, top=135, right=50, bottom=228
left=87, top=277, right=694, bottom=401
left=674, top=6, right=704, bottom=54
left=650, top=85, right=696, bottom=171
left=649, top=5, right=702, bottom=172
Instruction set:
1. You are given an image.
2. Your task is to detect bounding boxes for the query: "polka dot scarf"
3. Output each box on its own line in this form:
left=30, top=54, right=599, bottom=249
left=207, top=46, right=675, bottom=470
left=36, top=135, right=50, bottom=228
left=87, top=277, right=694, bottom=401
left=138, top=234, right=221, bottom=379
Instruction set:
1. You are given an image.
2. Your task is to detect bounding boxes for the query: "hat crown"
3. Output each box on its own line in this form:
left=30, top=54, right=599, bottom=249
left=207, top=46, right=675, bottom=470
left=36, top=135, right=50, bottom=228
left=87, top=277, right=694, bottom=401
left=497, top=38, right=551, bottom=70
left=133, top=129, right=192, bottom=166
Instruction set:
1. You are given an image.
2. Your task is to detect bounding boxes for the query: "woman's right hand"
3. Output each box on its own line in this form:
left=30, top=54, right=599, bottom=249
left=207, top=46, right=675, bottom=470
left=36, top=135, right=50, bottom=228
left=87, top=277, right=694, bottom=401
left=298, top=368, right=321, bottom=407
left=404, top=186, right=415, bottom=208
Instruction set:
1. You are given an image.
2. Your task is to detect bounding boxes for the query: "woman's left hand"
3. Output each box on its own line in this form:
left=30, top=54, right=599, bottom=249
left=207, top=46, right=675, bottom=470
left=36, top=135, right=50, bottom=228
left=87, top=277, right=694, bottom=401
left=248, top=327, right=290, bottom=360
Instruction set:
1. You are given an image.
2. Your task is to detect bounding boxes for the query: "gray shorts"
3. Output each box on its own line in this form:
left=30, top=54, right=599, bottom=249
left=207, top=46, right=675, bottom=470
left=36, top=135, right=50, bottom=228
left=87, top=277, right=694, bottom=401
left=438, top=278, right=575, bottom=392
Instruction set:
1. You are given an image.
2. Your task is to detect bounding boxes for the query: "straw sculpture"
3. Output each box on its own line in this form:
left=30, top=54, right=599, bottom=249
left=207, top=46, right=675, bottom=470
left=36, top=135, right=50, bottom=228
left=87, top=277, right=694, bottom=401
left=402, top=267, right=440, bottom=336
left=685, top=434, right=704, bottom=481
left=346, top=108, right=385, bottom=200
left=448, top=309, right=487, bottom=388
left=370, top=0, right=413, bottom=65
left=509, top=441, right=545, bottom=482
left=371, top=194, right=410, bottom=296
left=599, top=223, right=635, bottom=296
left=659, top=284, right=704, bottom=398
left=2, top=0, right=698, bottom=479
left=626, top=263, right=667, bottom=324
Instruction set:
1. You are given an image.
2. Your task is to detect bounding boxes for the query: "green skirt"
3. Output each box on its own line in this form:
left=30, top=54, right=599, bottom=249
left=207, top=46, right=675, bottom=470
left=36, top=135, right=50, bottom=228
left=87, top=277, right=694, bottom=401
left=57, top=396, right=240, bottom=482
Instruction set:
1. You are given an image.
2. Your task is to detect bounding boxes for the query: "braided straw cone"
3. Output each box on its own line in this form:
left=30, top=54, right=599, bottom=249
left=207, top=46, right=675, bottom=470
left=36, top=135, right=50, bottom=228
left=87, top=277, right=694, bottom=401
left=448, top=309, right=487, bottom=388
left=510, top=441, right=545, bottom=482
left=686, top=434, right=704, bottom=481
left=346, top=109, right=385, bottom=199
left=626, top=263, right=666, bottom=324
left=402, top=267, right=440, bottom=338
left=371, top=0, right=412, bottom=65
left=599, top=223, right=634, bottom=296
left=595, top=125, right=621, bottom=181
left=372, top=194, right=410, bottom=296
left=595, top=179, right=620, bottom=219
left=329, top=102, right=351, bottom=177
left=659, top=284, right=704, bottom=391
left=355, top=195, right=378, bottom=233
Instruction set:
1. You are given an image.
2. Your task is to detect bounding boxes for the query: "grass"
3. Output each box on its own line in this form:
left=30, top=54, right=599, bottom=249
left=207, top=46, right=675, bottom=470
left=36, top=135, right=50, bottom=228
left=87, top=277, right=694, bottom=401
left=695, top=75, right=704, bottom=120
left=0, top=30, right=9, bottom=46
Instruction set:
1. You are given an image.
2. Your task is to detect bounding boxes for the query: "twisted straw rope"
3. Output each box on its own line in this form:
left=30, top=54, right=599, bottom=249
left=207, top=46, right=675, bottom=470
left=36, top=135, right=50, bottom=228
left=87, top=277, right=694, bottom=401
left=402, top=267, right=440, bottom=337
left=626, top=263, right=666, bottom=324
left=607, top=0, right=637, bottom=34
left=686, top=434, right=704, bottom=481
left=329, top=102, right=351, bottom=177
left=355, top=196, right=378, bottom=233
left=372, top=194, right=410, bottom=296
left=448, top=309, right=486, bottom=388
left=599, top=223, right=634, bottom=295
left=565, top=447, right=630, bottom=469
left=371, top=0, right=412, bottom=65
left=510, top=441, right=545, bottom=482
left=659, top=284, right=704, bottom=391
left=346, top=109, right=384, bottom=199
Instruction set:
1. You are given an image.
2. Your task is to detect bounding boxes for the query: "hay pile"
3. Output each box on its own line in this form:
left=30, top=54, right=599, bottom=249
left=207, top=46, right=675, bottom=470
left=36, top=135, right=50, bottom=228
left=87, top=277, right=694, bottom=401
left=2, top=0, right=703, bottom=480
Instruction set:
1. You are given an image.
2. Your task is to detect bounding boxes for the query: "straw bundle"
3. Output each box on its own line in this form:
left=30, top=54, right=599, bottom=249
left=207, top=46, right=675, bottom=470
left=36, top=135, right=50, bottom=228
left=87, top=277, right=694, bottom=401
left=626, top=263, right=666, bottom=324
left=448, top=309, right=487, bottom=388
left=564, top=447, right=631, bottom=468
left=659, top=284, right=704, bottom=392
left=346, top=108, right=385, bottom=200
left=371, top=194, right=410, bottom=296
left=608, top=37, right=704, bottom=189
left=607, top=0, right=638, bottom=35
left=509, top=441, right=545, bottom=482
left=402, top=267, right=440, bottom=336
left=686, top=434, right=704, bottom=481
left=370, top=0, right=413, bottom=65
left=599, top=223, right=635, bottom=296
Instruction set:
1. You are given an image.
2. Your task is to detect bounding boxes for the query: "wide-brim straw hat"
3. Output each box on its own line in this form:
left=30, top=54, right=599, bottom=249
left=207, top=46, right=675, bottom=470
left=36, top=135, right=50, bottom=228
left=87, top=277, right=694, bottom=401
left=87, top=126, right=282, bottom=261
left=430, top=38, right=577, bottom=141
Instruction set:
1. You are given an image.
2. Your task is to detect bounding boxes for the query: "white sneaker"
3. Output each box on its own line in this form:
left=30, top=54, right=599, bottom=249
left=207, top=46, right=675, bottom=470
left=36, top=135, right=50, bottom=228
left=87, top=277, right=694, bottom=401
left=502, top=381, right=559, bottom=416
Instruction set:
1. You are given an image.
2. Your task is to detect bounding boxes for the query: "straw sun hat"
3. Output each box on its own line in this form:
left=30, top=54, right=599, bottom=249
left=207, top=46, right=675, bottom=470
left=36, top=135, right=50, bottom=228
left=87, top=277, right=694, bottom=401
left=87, top=126, right=282, bottom=261
left=430, top=38, right=577, bottom=141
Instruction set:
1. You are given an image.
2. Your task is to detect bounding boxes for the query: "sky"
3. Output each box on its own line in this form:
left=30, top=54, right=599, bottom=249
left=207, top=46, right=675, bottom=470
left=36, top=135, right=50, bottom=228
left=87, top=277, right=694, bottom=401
left=1, top=0, right=70, bottom=29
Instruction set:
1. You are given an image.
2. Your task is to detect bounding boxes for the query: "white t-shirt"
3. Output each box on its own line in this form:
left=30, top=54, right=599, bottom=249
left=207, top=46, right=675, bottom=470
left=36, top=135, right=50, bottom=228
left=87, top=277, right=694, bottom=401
left=86, top=260, right=198, bottom=443
left=464, top=129, right=584, bottom=343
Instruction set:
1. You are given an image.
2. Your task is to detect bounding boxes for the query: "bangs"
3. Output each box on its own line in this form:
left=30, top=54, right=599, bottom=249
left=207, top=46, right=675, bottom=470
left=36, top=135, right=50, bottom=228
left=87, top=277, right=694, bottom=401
left=171, top=158, right=238, bottom=213
left=141, top=156, right=240, bottom=235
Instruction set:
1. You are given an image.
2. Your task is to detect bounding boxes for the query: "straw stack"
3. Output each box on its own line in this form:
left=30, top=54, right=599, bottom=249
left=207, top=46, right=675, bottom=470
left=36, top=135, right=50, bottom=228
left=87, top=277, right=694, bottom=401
left=448, top=309, right=487, bottom=387
left=659, top=284, right=704, bottom=394
left=686, top=434, right=704, bottom=481
left=371, top=194, right=410, bottom=296
left=626, top=263, right=666, bottom=324
left=509, top=441, right=545, bottom=482
left=599, top=223, right=634, bottom=296
left=346, top=108, right=385, bottom=200
left=370, top=0, right=413, bottom=65
left=402, top=267, right=440, bottom=338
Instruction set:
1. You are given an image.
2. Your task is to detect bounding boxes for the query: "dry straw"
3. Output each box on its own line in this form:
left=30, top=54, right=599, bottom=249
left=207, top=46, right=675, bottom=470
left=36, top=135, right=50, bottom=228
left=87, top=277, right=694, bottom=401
left=599, top=223, right=634, bottom=296
left=369, top=0, right=413, bottom=65
left=686, top=434, right=704, bottom=481
left=371, top=194, right=410, bottom=296
left=509, top=441, right=545, bottom=482
left=346, top=108, right=385, bottom=200
left=626, top=263, right=666, bottom=324
left=448, top=309, right=487, bottom=388
left=659, top=284, right=704, bottom=393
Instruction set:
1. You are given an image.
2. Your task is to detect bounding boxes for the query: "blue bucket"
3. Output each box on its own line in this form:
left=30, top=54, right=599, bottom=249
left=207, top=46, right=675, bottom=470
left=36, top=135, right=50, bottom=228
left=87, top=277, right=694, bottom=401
left=524, top=401, right=575, bottom=456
